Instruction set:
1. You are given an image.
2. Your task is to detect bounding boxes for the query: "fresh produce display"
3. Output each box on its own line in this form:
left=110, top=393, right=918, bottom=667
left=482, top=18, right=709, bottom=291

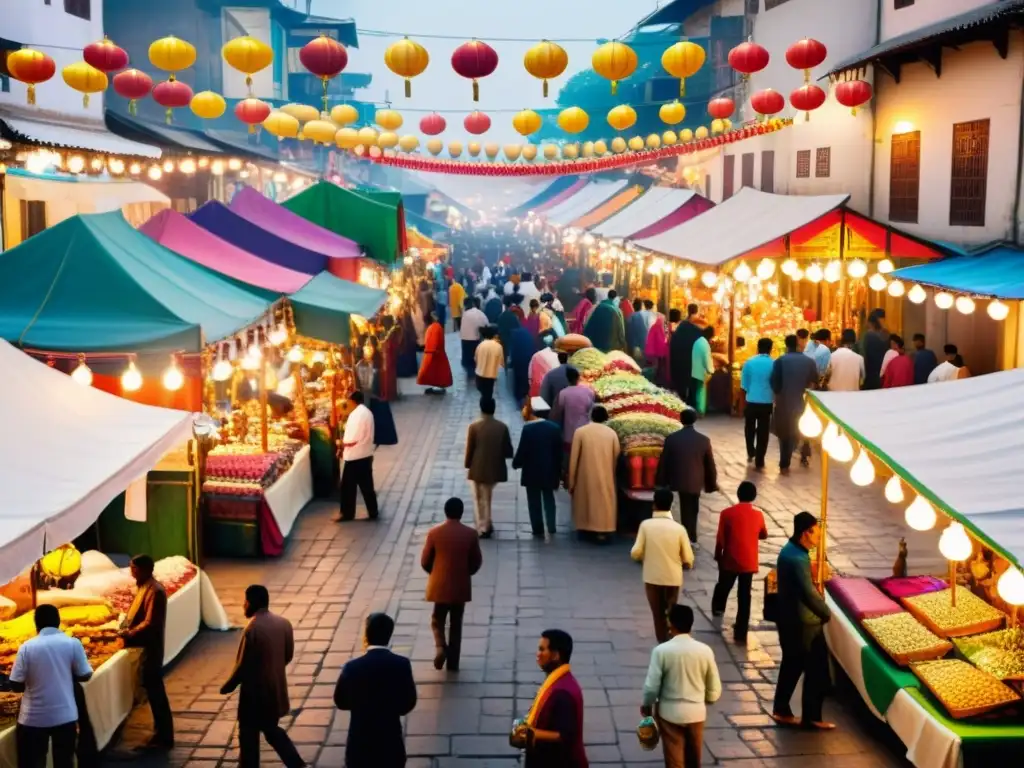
left=604, top=390, right=686, bottom=420
left=602, top=351, right=641, bottom=375
left=204, top=439, right=303, bottom=498
left=608, top=413, right=682, bottom=452
left=861, top=612, right=953, bottom=666
left=0, top=603, right=122, bottom=678
left=954, top=628, right=1024, bottom=680
left=903, top=588, right=1006, bottom=638
left=100, top=556, right=197, bottom=614
left=568, top=348, right=606, bottom=378
left=591, top=372, right=658, bottom=400
left=910, top=659, right=1021, bottom=718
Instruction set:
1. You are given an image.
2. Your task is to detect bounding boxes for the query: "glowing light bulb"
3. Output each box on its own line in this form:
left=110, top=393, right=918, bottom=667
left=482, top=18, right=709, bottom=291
left=679, top=264, right=697, bottom=280
left=829, top=432, right=855, bottom=463
left=780, top=259, right=797, bottom=276
left=934, top=291, right=954, bottom=310
left=121, top=361, right=143, bottom=392
left=821, top=422, right=839, bottom=454
left=805, top=263, right=823, bottom=283
left=939, top=521, right=972, bottom=562
left=240, top=354, right=260, bottom=371
left=756, top=259, right=776, bottom=281
left=246, top=344, right=262, bottom=360
left=148, top=166, right=162, bottom=181
left=997, top=568, right=1024, bottom=606
left=701, top=271, right=717, bottom=288
left=868, top=273, right=887, bottom=292
left=129, top=162, right=142, bottom=175
left=311, top=350, right=326, bottom=364
left=287, top=345, right=304, bottom=363
left=162, top=360, right=184, bottom=391
left=877, top=258, right=894, bottom=274
left=70, top=360, right=93, bottom=386
left=162, top=160, right=175, bottom=173
left=907, top=284, right=927, bottom=304
left=733, top=262, right=753, bottom=282
left=823, top=260, right=841, bottom=283
left=791, top=267, right=804, bottom=281
left=797, top=404, right=822, bottom=438
left=905, top=495, right=937, bottom=532
left=850, top=450, right=875, bottom=486
left=228, top=158, right=243, bottom=171
left=887, top=279, right=905, bottom=298
left=988, top=299, right=1009, bottom=321
left=211, top=160, right=225, bottom=176
left=212, top=358, right=233, bottom=381
left=846, top=259, right=868, bottom=279
left=884, top=474, right=905, bottom=504
left=269, top=325, right=288, bottom=346
left=955, top=296, right=975, bottom=315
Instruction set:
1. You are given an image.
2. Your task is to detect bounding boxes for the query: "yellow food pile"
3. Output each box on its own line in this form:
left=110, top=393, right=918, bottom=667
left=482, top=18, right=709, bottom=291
left=904, top=588, right=1005, bottom=636
left=912, top=659, right=1020, bottom=714
left=862, top=612, right=952, bottom=662
left=0, top=604, right=118, bottom=675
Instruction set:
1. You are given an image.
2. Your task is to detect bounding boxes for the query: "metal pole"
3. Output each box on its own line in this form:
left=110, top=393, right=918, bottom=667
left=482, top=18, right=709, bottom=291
left=817, top=448, right=830, bottom=593
left=838, top=210, right=848, bottom=327
left=259, top=351, right=269, bottom=453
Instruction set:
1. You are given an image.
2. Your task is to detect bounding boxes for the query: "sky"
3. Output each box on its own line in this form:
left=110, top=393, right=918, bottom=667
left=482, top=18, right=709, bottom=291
left=310, top=0, right=663, bottom=143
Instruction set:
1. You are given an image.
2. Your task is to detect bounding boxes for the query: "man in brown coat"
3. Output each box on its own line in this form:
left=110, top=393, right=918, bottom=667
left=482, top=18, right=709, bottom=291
left=464, top=397, right=513, bottom=538
left=421, top=497, right=483, bottom=671
left=220, top=585, right=306, bottom=768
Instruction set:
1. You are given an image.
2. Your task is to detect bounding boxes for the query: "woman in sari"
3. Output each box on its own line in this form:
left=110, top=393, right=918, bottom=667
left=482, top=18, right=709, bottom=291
left=417, top=312, right=453, bottom=394
left=523, top=299, right=542, bottom=337
left=571, top=287, right=597, bottom=334
left=583, top=300, right=626, bottom=353
left=529, top=333, right=560, bottom=399
left=645, top=310, right=671, bottom=386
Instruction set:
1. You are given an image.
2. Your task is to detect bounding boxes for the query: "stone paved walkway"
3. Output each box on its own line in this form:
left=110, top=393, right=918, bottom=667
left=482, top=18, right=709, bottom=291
left=115, top=331, right=918, bottom=767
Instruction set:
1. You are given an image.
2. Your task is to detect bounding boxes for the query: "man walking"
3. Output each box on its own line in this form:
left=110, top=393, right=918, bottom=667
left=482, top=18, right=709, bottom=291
left=631, top=489, right=694, bottom=643
left=771, top=335, right=819, bottom=473
left=474, top=325, right=504, bottom=401
left=514, top=401, right=564, bottom=537
left=460, top=297, right=489, bottom=376
left=771, top=512, right=834, bottom=731
left=9, top=605, right=93, bottom=768
left=740, top=338, right=774, bottom=469
left=421, top=498, right=483, bottom=671
left=911, top=333, right=938, bottom=384
left=655, top=410, right=718, bottom=547
left=335, top=613, right=418, bottom=768
left=539, top=354, right=572, bottom=411
left=825, top=329, right=864, bottom=392
left=521, top=630, right=588, bottom=767
left=221, top=585, right=306, bottom=768
left=928, top=343, right=961, bottom=383
left=552, top=367, right=596, bottom=457
left=669, top=304, right=703, bottom=405
left=642, top=605, right=722, bottom=768
left=449, top=278, right=466, bottom=333
left=568, top=406, right=620, bottom=542
left=861, top=310, right=889, bottom=390
left=464, top=397, right=513, bottom=538
left=712, top=482, right=768, bottom=643
left=335, top=390, right=378, bottom=522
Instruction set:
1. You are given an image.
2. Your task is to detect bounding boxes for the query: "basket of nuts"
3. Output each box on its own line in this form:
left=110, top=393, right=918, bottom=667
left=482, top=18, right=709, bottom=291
left=861, top=612, right=953, bottom=666
left=953, top=628, right=1024, bottom=682
left=903, top=588, right=1006, bottom=638
left=910, top=659, right=1021, bottom=719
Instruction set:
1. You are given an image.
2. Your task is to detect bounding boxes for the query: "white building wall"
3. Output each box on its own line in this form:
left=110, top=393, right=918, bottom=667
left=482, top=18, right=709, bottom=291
left=881, top=0, right=995, bottom=42
left=0, top=0, right=105, bottom=120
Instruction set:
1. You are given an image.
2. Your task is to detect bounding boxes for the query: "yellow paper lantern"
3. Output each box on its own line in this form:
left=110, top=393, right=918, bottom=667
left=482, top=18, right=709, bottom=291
left=557, top=107, right=589, bottom=134
left=222, top=36, right=273, bottom=90
left=426, top=138, right=443, bottom=156
left=524, top=40, right=568, bottom=97
left=581, top=141, right=594, bottom=158
left=563, top=143, right=579, bottom=159
left=190, top=90, right=226, bottom=120
left=723, top=118, right=733, bottom=131
left=543, top=144, right=558, bottom=160
left=695, top=126, right=709, bottom=140
left=628, top=135, right=645, bottom=151
left=398, top=134, right=419, bottom=152
left=304, top=119, right=337, bottom=145
left=611, top=137, right=627, bottom=153
left=263, top=110, right=299, bottom=140
left=663, top=130, right=678, bottom=145
left=448, top=141, right=463, bottom=158
left=711, top=119, right=726, bottom=134
left=384, top=37, right=429, bottom=97
left=661, top=41, right=705, bottom=95
left=336, top=127, right=360, bottom=149
left=378, top=131, right=399, bottom=149
left=148, top=35, right=196, bottom=73
left=659, top=100, right=686, bottom=125
left=593, top=140, right=608, bottom=156
left=504, top=144, right=522, bottom=161
left=468, top=142, right=481, bottom=157
left=646, top=134, right=661, bottom=149
left=521, top=144, right=537, bottom=161
left=607, top=104, right=637, bottom=132
left=282, top=103, right=320, bottom=124
left=375, top=108, right=403, bottom=131
left=592, top=41, right=637, bottom=94
left=680, top=128, right=694, bottom=142
left=512, top=109, right=543, bottom=137
left=331, top=104, right=359, bottom=125
left=484, top=143, right=500, bottom=159
left=62, top=62, right=108, bottom=107
left=357, top=126, right=379, bottom=147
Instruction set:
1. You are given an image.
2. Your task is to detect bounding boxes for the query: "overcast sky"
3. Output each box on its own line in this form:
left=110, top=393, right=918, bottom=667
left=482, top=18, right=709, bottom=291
left=310, top=0, right=661, bottom=143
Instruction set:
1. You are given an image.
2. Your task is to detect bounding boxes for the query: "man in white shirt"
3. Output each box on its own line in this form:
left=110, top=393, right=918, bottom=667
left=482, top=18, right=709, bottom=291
left=460, top=298, right=489, bottom=377
left=641, top=605, right=722, bottom=768
left=504, top=271, right=541, bottom=307
left=928, top=343, right=961, bottom=383
left=335, top=390, right=378, bottom=522
left=825, top=329, right=865, bottom=392
left=9, top=604, right=93, bottom=767
left=631, top=489, right=695, bottom=643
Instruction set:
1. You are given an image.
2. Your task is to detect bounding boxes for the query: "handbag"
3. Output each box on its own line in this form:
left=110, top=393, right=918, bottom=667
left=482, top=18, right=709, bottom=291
left=763, top=568, right=779, bottom=622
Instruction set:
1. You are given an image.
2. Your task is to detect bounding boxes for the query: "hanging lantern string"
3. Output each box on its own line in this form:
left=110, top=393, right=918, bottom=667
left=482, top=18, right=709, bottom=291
left=357, top=92, right=731, bottom=114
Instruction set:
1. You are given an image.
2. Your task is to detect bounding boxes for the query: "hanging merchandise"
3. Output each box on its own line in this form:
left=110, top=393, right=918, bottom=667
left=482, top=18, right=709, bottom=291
left=375, top=108, right=403, bottom=131
left=235, top=97, right=272, bottom=133
left=6, top=48, right=56, bottom=105
left=524, top=40, right=568, bottom=97
left=790, top=84, right=826, bottom=120
left=658, top=100, right=685, bottom=125
left=607, top=104, right=637, bottom=132
left=834, top=79, right=873, bottom=115
left=112, top=68, right=153, bottom=115
left=464, top=110, right=491, bottom=135
left=190, top=90, right=226, bottom=120
left=750, top=88, right=785, bottom=117
left=592, top=41, right=637, bottom=95
left=384, top=36, right=429, bottom=97
left=62, top=62, right=108, bottom=108
left=299, top=35, right=348, bottom=113
left=222, top=36, right=273, bottom=93
left=557, top=107, right=589, bottom=134
left=661, top=40, right=705, bottom=96
left=83, top=37, right=129, bottom=74
left=419, top=113, right=447, bottom=135
left=451, top=39, right=499, bottom=101
left=331, top=103, right=359, bottom=125
left=728, top=40, right=769, bottom=80
left=707, top=96, right=735, bottom=120
left=785, top=38, right=827, bottom=83
left=263, top=111, right=300, bottom=140
left=283, top=103, right=320, bottom=124
left=512, top=109, right=542, bottom=137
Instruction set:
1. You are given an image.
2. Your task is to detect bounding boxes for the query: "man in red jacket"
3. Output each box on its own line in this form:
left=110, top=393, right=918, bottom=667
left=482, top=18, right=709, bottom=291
left=712, top=482, right=768, bottom=643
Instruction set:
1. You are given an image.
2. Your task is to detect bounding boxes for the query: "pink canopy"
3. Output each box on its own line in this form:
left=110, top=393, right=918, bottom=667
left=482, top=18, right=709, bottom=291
left=140, top=209, right=311, bottom=294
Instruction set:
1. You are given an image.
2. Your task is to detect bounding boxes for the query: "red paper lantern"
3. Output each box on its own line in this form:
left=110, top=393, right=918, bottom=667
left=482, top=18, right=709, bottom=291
left=707, top=97, right=734, bottom=120
left=728, top=42, right=769, bottom=78
left=750, top=88, right=785, bottom=116
left=451, top=40, right=498, bottom=101
left=463, top=110, right=491, bottom=135
left=152, top=79, right=193, bottom=123
left=299, top=35, right=348, bottom=111
left=834, top=79, right=873, bottom=115
left=83, top=38, right=129, bottom=73
left=419, top=113, right=446, bottom=135
left=234, top=97, right=272, bottom=133
left=790, top=84, right=826, bottom=119
left=785, top=38, right=827, bottom=82
left=112, top=68, right=152, bottom=115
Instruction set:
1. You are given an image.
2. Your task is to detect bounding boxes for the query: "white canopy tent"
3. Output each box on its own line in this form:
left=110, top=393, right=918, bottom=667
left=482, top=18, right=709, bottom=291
left=0, top=341, right=195, bottom=583
left=542, top=181, right=629, bottom=228
left=633, top=187, right=849, bottom=265
left=810, top=369, right=1024, bottom=566
left=590, top=187, right=695, bottom=238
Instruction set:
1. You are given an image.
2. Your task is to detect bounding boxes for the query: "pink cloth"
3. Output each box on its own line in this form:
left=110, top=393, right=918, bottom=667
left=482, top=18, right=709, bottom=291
left=826, top=576, right=901, bottom=621
left=529, top=348, right=558, bottom=398
left=572, top=299, right=593, bottom=334
left=877, top=575, right=947, bottom=600
left=645, top=315, right=669, bottom=359
left=628, top=195, right=715, bottom=240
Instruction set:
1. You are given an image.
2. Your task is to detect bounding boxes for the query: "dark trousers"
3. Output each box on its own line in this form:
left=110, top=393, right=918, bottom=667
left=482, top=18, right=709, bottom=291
left=16, top=722, right=76, bottom=768
left=142, top=659, right=174, bottom=744
left=461, top=339, right=478, bottom=374
left=743, top=403, right=773, bottom=467
left=644, top=583, right=680, bottom=644
left=454, top=316, right=462, bottom=332
left=712, top=570, right=754, bottom=639
left=677, top=492, right=700, bottom=543
left=778, top=435, right=811, bottom=470
left=774, top=623, right=830, bottom=723
left=476, top=376, right=496, bottom=400
left=340, top=456, right=379, bottom=520
left=526, top=486, right=556, bottom=534
left=238, top=714, right=305, bottom=768
left=430, top=602, right=465, bottom=670
left=437, top=304, right=447, bottom=328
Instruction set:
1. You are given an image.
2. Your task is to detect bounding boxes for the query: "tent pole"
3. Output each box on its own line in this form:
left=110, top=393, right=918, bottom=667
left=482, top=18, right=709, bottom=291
left=259, top=350, right=269, bottom=454
left=728, top=286, right=737, bottom=414
left=817, top=448, right=829, bottom=593
left=838, top=209, right=848, bottom=328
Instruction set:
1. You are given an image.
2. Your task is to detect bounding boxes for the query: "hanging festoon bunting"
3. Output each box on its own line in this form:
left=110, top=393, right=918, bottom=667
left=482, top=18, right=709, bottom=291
left=263, top=110, right=300, bottom=140
left=659, top=100, right=685, bottom=125
left=384, top=36, right=429, bottom=97
left=661, top=40, right=705, bottom=96
left=149, top=35, right=197, bottom=123
left=331, top=103, right=359, bottom=126
left=557, top=107, right=589, bottom=134
left=750, top=88, right=785, bottom=118
left=451, top=39, right=498, bottom=101
left=222, top=35, right=273, bottom=95
left=464, top=110, right=491, bottom=135
left=234, top=97, right=272, bottom=133
left=607, top=104, right=637, bottom=132
left=512, top=109, right=542, bottom=137
left=592, top=41, right=637, bottom=95
left=6, top=48, right=56, bottom=105
left=419, top=112, right=447, bottom=135
left=728, top=40, right=769, bottom=81
left=375, top=108, right=403, bottom=131
left=190, top=90, right=226, bottom=120
left=790, top=83, right=826, bottom=121
left=834, top=79, right=873, bottom=115
left=62, top=62, right=107, bottom=108
left=524, top=40, right=568, bottom=98
left=300, top=35, right=348, bottom=113
left=83, top=37, right=129, bottom=75
left=785, top=37, right=827, bottom=84
left=707, top=96, right=735, bottom=120
left=112, top=68, right=153, bottom=115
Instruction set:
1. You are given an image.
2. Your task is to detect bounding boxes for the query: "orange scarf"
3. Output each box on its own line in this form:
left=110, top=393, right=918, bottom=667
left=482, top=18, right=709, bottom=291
left=525, top=664, right=571, bottom=727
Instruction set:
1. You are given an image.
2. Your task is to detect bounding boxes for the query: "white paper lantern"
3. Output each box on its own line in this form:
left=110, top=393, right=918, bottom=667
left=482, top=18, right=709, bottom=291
left=798, top=404, right=822, bottom=438
left=939, top=522, right=972, bottom=562
left=905, top=495, right=937, bottom=531
left=987, top=299, right=1010, bottom=321
left=780, top=259, right=798, bottom=276
left=756, top=259, right=776, bottom=281
left=734, top=262, right=753, bottom=282
left=805, top=263, right=823, bottom=283
left=884, top=474, right=905, bottom=504
left=887, top=279, right=905, bottom=297
left=955, top=296, right=975, bottom=315
left=934, top=291, right=954, bottom=310
left=877, top=258, right=894, bottom=274
left=846, top=259, right=868, bottom=279
left=907, top=284, right=927, bottom=304
left=868, top=273, right=888, bottom=292
left=850, top=450, right=875, bottom=486
left=997, top=568, right=1024, bottom=606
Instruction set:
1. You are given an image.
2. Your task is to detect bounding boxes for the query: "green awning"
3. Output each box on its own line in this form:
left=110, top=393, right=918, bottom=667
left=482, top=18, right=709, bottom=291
left=289, top=272, right=386, bottom=345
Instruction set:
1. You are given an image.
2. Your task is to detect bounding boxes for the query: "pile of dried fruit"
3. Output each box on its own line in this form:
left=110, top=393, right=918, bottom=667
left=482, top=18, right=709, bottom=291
left=904, top=588, right=1005, bottom=638
left=911, top=659, right=1020, bottom=717
left=862, top=612, right=952, bottom=665
left=954, top=628, right=1024, bottom=680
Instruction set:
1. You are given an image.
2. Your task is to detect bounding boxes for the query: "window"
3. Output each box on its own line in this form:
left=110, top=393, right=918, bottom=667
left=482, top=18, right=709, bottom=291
left=741, top=153, right=754, bottom=188
left=20, top=201, right=46, bottom=241
left=894, top=0, right=915, bottom=8
left=815, top=147, right=831, bottom=178
left=761, top=150, right=775, bottom=193
left=796, top=149, right=811, bottom=178
left=949, top=119, right=989, bottom=227
left=64, top=0, right=90, bottom=20
left=723, top=155, right=735, bottom=200
left=765, top=0, right=792, bottom=8
left=889, top=130, right=921, bottom=223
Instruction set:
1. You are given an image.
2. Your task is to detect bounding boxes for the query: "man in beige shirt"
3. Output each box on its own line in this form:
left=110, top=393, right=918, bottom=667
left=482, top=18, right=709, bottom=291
left=631, top=489, right=695, bottom=643
left=474, top=325, right=503, bottom=401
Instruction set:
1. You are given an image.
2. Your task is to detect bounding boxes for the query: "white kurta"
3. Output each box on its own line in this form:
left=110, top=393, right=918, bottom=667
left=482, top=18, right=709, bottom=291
left=568, top=423, right=621, bottom=533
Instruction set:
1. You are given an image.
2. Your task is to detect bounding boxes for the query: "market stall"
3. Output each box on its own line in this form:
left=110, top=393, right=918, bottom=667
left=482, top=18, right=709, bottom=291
left=588, top=187, right=713, bottom=241
left=540, top=180, right=630, bottom=229
left=506, top=176, right=581, bottom=217
left=798, top=370, right=1024, bottom=767
left=569, top=183, right=646, bottom=232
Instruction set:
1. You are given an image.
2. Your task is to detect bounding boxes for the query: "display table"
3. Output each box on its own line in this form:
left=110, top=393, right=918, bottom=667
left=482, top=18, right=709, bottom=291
left=309, top=425, right=339, bottom=499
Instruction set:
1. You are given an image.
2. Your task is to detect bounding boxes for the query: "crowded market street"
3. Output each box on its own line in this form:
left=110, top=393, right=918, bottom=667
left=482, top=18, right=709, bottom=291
left=117, top=333, right=914, bottom=768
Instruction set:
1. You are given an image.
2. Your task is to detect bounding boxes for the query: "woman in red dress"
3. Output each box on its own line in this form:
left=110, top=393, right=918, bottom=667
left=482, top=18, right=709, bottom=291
left=417, top=312, right=453, bottom=394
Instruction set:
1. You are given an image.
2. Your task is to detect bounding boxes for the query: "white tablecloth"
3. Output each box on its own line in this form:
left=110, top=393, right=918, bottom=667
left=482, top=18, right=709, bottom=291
left=887, top=689, right=962, bottom=768
left=263, top=445, right=313, bottom=539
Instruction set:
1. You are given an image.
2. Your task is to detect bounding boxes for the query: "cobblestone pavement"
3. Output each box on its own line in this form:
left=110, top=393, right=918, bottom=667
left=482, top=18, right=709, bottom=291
left=115, top=331, right=920, bottom=767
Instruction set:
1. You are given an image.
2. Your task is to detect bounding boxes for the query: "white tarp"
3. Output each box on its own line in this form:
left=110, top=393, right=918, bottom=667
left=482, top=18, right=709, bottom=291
left=1, top=117, right=161, bottom=159
left=4, top=170, right=170, bottom=212
left=633, top=187, right=849, bottom=265
left=543, top=181, right=629, bottom=227
left=810, top=369, right=1024, bottom=566
left=590, top=187, right=695, bottom=238
left=0, top=341, right=194, bottom=583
